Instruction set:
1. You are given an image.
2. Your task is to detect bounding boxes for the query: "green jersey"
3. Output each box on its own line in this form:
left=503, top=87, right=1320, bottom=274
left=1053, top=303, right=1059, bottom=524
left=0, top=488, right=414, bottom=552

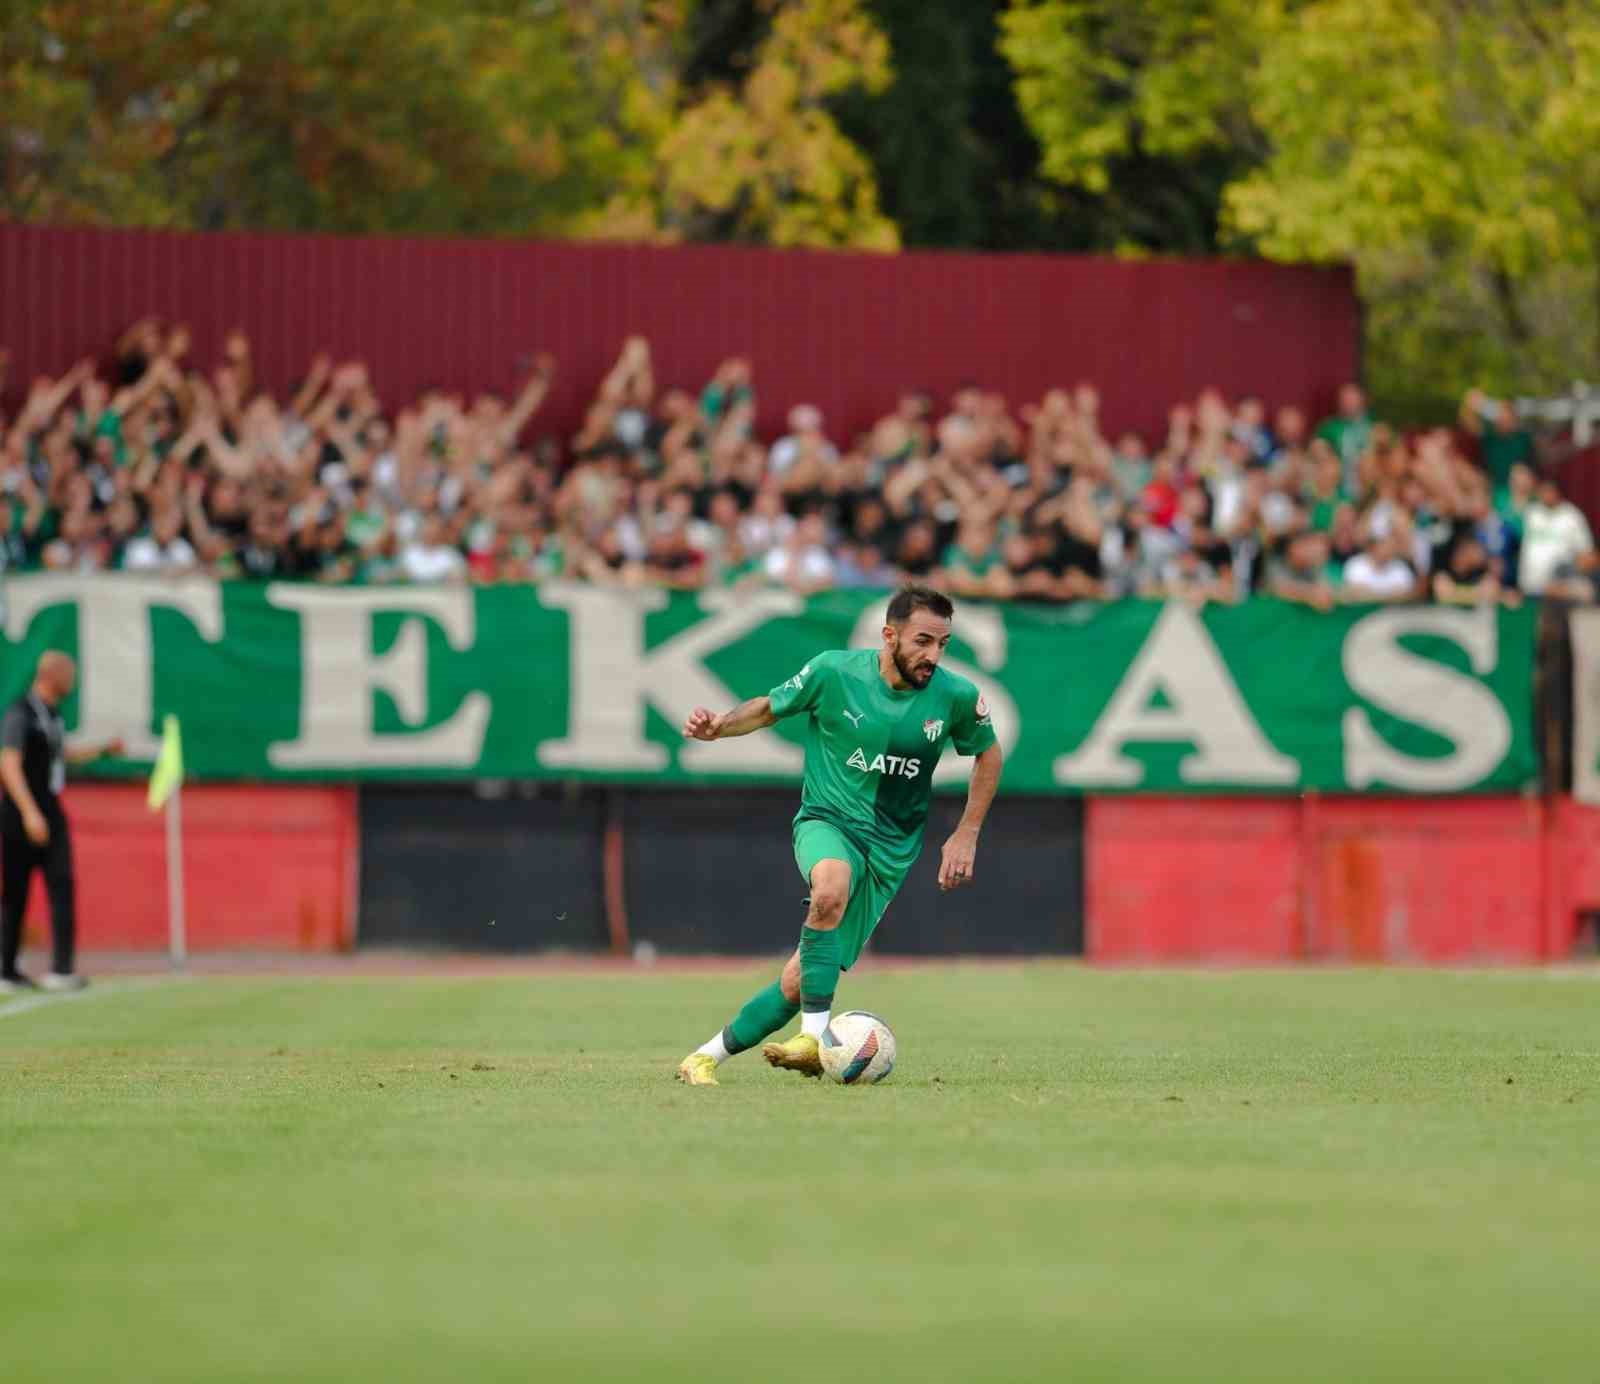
left=767, top=648, right=996, bottom=873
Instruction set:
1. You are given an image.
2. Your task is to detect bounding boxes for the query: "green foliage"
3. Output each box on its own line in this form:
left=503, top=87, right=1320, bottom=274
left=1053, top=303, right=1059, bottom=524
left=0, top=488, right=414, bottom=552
left=645, top=0, right=900, bottom=249
left=998, top=0, right=1265, bottom=253
left=1224, top=0, right=1600, bottom=418
left=1001, top=0, right=1600, bottom=418
left=0, top=0, right=897, bottom=249
left=14, top=0, right=1598, bottom=418
left=0, top=1, right=631, bottom=234
left=830, top=0, right=1070, bottom=252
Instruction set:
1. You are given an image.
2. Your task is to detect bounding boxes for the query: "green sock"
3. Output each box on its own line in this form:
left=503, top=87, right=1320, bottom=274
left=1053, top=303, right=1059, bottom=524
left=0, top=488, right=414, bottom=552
left=799, top=925, right=840, bottom=1015
left=722, top=981, right=799, bottom=1055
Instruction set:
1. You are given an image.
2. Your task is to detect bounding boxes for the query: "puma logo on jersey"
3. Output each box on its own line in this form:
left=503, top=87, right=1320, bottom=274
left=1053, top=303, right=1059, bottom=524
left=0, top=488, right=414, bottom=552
left=846, top=746, right=922, bottom=779
left=843, top=708, right=865, bottom=728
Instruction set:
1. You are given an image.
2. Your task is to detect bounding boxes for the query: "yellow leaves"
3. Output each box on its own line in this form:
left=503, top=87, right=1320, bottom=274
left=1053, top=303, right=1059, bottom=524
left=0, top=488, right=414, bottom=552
left=746, top=59, right=800, bottom=120
left=1213, top=0, right=1600, bottom=400
left=765, top=0, right=891, bottom=102
left=11, top=0, right=897, bottom=251
left=588, top=0, right=898, bottom=251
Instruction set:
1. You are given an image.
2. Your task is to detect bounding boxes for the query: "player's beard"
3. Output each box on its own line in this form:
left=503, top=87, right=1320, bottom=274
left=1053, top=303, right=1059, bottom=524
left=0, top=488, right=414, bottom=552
left=891, top=638, right=934, bottom=688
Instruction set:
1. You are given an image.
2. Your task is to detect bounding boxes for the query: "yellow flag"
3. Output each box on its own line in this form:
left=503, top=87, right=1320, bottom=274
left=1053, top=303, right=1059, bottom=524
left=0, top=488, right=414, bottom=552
left=147, top=714, right=184, bottom=811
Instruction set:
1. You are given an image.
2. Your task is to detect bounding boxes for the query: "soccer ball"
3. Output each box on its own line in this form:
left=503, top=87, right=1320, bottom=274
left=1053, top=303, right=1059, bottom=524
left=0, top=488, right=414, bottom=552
left=818, top=1011, right=896, bottom=1085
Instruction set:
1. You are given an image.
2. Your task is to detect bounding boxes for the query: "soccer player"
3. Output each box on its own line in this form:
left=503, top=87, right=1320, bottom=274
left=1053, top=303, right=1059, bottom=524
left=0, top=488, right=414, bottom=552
left=676, top=585, right=1002, bottom=1085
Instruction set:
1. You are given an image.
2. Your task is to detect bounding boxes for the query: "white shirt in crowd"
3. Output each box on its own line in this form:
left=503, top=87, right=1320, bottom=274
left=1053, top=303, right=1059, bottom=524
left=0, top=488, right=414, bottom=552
left=401, top=542, right=465, bottom=583
left=1342, top=552, right=1415, bottom=598
left=764, top=543, right=834, bottom=587
left=739, top=510, right=794, bottom=556
left=769, top=433, right=839, bottom=476
left=1520, top=500, right=1594, bottom=594
left=122, top=535, right=197, bottom=574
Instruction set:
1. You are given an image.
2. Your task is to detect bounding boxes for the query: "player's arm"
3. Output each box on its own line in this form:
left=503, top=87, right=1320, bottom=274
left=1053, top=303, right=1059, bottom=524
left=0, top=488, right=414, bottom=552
left=682, top=696, right=776, bottom=741
left=938, top=743, right=1003, bottom=891
left=684, top=652, right=834, bottom=742
left=65, top=738, right=124, bottom=765
left=0, top=713, right=49, bottom=845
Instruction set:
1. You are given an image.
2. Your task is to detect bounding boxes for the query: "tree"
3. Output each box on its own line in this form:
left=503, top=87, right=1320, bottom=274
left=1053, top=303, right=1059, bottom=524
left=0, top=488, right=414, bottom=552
left=1000, top=0, right=1600, bottom=418
left=827, top=0, right=1076, bottom=252
left=1, top=1, right=654, bottom=235
left=997, top=0, right=1268, bottom=254
left=1223, top=0, right=1600, bottom=418
left=602, top=0, right=900, bottom=250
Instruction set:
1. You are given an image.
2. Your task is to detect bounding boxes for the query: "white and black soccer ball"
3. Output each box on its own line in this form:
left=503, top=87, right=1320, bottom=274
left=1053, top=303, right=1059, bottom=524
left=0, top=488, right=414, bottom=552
left=818, top=1011, right=896, bottom=1085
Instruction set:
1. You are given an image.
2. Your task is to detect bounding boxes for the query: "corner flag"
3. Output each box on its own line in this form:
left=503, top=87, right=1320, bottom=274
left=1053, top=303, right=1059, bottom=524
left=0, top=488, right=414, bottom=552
left=147, top=715, right=184, bottom=811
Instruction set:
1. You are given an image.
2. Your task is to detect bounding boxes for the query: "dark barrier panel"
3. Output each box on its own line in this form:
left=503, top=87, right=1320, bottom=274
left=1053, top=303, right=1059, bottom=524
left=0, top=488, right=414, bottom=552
left=621, top=790, right=811, bottom=956
left=359, top=787, right=607, bottom=951
left=1, top=224, right=1357, bottom=444
left=880, top=794, right=1083, bottom=956
left=621, top=789, right=1083, bottom=957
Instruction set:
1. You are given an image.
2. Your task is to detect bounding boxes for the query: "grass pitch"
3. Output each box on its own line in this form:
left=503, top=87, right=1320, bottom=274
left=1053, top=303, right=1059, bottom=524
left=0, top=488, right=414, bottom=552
left=3, top=963, right=1599, bottom=1383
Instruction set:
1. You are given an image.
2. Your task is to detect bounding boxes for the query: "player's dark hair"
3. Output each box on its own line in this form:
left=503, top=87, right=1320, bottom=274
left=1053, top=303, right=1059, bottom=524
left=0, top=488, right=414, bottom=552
left=886, top=585, right=954, bottom=626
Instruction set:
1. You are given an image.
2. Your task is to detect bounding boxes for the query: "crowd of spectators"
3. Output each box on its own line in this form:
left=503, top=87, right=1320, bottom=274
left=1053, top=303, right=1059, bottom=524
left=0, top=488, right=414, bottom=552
left=2, top=321, right=1595, bottom=606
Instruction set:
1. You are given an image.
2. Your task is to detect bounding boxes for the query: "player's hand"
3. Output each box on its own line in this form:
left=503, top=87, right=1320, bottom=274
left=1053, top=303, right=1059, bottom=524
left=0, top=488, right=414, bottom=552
left=23, top=810, right=49, bottom=846
left=682, top=707, right=723, bottom=741
left=938, top=827, right=978, bottom=891
left=103, top=738, right=126, bottom=759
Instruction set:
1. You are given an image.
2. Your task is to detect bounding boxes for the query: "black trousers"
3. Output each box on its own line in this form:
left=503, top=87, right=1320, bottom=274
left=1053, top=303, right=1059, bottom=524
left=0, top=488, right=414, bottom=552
left=1, top=805, right=75, bottom=977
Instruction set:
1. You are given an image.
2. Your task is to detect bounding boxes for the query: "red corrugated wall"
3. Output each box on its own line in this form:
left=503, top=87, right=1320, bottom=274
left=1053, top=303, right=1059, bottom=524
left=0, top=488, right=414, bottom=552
left=1088, top=796, right=1600, bottom=964
left=15, top=785, right=357, bottom=952
left=14, top=786, right=1600, bottom=958
left=0, top=224, right=1359, bottom=444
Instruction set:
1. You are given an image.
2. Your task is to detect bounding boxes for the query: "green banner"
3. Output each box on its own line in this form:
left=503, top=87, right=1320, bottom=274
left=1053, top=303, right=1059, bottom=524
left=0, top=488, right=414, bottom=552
left=0, top=576, right=1537, bottom=794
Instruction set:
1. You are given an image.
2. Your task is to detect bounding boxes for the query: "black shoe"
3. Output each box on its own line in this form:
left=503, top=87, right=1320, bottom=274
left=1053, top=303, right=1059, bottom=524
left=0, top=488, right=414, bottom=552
left=0, top=971, right=38, bottom=995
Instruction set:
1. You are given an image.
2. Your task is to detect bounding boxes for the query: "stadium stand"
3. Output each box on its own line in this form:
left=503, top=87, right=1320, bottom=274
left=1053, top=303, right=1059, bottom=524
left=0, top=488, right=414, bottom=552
left=0, top=324, right=1589, bottom=602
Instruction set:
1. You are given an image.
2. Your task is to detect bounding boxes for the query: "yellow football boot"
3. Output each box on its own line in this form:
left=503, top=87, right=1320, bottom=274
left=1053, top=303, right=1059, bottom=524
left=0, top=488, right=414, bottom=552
left=761, top=1032, right=822, bottom=1077
left=676, top=1052, right=721, bottom=1086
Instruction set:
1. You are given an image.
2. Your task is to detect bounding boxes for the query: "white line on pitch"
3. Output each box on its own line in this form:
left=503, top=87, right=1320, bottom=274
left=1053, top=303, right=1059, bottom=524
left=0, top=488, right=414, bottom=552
left=0, top=975, right=185, bottom=1022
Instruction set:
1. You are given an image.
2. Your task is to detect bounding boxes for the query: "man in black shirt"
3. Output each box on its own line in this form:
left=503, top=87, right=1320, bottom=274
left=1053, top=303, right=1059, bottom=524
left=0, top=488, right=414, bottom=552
left=0, top=651, right=123, bottom=993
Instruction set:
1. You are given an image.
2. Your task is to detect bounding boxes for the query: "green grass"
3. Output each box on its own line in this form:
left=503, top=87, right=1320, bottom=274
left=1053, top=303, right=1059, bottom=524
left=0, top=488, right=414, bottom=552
left=3, top=965, right=1600, bottom=1383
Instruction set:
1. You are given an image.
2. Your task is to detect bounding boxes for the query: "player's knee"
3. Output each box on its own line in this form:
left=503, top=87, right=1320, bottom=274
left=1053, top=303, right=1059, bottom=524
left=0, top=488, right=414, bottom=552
left=809, top=885, right=848, bottom=927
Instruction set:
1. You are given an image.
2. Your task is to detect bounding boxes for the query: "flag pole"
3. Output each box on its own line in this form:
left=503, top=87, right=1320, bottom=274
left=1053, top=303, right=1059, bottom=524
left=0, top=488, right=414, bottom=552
left=165, top=784, right=186, bottom=969
left=149, top=714, right=186, bottom=969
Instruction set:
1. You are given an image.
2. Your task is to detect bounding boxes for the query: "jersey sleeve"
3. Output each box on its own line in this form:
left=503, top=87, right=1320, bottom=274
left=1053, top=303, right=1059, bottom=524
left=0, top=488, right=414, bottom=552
left=950, top=680, right=998, bottom=756
left=768, top=651, right=835, bottom=722
left=0, top=703, right=27, bottom=751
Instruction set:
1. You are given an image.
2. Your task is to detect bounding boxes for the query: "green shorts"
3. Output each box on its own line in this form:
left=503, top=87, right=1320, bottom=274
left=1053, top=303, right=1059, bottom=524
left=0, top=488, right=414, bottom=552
left=793, top=817, right=907, bottom=970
